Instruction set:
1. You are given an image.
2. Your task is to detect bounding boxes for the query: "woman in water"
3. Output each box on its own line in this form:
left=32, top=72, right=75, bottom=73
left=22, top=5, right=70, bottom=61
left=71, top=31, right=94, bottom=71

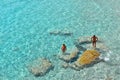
left=61, top=44, right=67, bottom=53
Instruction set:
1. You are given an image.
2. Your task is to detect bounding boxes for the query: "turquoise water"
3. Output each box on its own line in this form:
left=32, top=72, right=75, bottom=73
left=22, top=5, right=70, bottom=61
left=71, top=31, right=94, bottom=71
left=0, top=0, right=120, bottom=80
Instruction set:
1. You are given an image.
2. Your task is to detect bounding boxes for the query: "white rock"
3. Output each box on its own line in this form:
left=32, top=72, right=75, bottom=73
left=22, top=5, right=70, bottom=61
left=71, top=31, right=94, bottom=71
left=28, top=58, right=54, bottom=77
left=59, top=54, right=71, bottom=62
left=59, top=49, right=79, bottom=62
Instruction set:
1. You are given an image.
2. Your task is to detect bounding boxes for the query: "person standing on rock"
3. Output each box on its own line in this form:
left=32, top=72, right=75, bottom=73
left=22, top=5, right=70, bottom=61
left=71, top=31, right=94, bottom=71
left=61, top=44, right=67, bottom=53
left=91, top=35, right=98, bottom=48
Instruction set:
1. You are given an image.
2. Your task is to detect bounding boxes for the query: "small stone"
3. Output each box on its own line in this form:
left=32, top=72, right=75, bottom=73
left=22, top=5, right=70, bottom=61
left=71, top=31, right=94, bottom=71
left=74, top=61, right=82, bottom=68
left=62, top=62, right=69, bottom=69
left=69, top=63, right=82, bottom=71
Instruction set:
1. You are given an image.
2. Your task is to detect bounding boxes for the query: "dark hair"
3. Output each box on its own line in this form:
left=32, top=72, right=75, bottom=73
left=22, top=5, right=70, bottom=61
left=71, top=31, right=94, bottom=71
left=63, top=44, right=65, bottom=46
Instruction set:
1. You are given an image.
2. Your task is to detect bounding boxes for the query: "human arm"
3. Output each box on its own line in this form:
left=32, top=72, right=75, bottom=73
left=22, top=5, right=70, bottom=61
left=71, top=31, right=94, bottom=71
left=96, top=37, right=98, bottom=41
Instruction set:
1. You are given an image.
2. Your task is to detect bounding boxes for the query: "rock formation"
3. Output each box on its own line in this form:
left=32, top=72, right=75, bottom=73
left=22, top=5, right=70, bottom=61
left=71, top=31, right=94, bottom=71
left=59, top=36, right=108, bottom=70
left=58, top=48, right=79, bottom=62
left=28, top=58, right=54, bottom=77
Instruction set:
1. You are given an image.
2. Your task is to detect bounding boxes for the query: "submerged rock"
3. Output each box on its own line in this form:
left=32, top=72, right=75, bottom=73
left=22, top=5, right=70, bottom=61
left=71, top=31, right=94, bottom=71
left=75, top=36, right=102, bottom=45
left=69, top=49, right=79, bottom=59
left=59, top=54, right=71, bottom=62
left=61, top=62, right=69, bottom=69
left=76, top=37, right=91, bottom=45
left=86, top=42, right=109, bottom=53
left=69, top=63, right=83, bottom=71
left=49, top=30, right=61, bottom=35
left=28, top=58, right=54, bottom=77
left=58, top=49, right=79, bottom=62
left=49, top=29, right=73, bottom=36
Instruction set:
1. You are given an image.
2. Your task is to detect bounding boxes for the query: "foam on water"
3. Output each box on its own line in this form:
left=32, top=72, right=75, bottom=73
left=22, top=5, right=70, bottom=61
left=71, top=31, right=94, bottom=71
left=0, top=0, right=120, bottom=80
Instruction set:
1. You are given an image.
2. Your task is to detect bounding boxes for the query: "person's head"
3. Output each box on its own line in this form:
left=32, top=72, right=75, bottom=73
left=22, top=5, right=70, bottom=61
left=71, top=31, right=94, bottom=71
left=62, top=44, right=65, bottom=46
left=93, top=35, right=96, bottom=37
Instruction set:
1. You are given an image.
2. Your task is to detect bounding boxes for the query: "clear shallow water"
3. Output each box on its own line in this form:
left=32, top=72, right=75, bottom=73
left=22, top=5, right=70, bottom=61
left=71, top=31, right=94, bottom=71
left=0, top=0, right=120, bottom=80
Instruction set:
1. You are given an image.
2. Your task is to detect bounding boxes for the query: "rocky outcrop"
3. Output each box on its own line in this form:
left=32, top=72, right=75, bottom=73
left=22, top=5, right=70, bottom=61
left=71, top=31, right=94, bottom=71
left=76, top=50, right=100, bottom=65
left=28, top=58, right=54, bottom=77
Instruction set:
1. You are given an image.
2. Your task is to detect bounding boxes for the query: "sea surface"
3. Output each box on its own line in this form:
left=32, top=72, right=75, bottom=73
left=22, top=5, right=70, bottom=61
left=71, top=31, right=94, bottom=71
left=0, top=0, right=120, bottom=80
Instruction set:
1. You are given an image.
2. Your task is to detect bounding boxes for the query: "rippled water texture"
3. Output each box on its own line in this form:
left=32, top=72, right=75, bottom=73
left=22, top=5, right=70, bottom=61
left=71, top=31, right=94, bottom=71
left=0, top=0, right=120, bottom=80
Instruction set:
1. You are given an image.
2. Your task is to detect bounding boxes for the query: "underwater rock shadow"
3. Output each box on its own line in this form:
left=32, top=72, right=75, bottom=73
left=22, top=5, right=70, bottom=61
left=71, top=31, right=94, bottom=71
left=49, top=30, right=73, bottom=36
left=74, top=41, right=108, bottom=54
left=74, top=43, right=87, bottom=51
left=69, top=52, right=81, bottom=63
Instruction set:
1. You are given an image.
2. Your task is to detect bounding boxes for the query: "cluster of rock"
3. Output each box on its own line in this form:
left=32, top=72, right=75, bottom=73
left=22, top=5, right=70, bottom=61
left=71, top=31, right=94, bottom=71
left=59, top=37, right=108, bottom=70
left=59, top=50, right=104, bottom=71
left=28, top=36, right=109, bottom=77
left=28, top=58, right=54, bottom=77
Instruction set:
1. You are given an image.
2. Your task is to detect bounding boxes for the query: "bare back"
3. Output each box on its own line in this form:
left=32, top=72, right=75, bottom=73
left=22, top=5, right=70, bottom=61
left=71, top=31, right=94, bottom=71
left=91, top=36, right=98, bottom=42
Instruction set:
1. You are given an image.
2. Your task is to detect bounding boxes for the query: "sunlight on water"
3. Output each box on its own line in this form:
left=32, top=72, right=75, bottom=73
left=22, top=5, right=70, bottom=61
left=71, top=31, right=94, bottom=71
left=0, top=0, right=120, bottom=80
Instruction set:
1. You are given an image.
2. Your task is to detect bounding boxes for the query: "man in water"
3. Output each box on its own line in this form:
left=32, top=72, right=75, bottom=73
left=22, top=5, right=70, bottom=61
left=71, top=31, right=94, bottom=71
left=91, top=35, right=98, bottom=48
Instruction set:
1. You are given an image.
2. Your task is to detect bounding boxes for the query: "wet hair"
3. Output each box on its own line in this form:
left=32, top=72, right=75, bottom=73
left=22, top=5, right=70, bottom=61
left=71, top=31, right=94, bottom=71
left=63, top=44, right=66, bottom=46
